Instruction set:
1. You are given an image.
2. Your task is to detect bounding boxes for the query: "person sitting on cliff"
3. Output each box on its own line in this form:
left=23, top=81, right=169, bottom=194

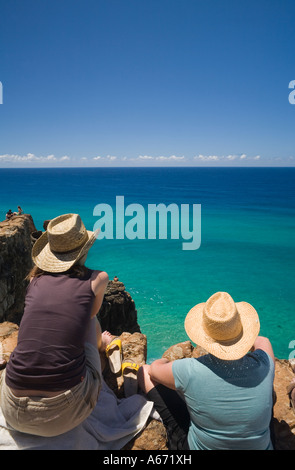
left=0, top=213, right=111, bottom=437
left=5, top=209, right=13, bottom=220
left=14, top=205, right=24, bottom=215
left=138, top=291, right=275, bottom=450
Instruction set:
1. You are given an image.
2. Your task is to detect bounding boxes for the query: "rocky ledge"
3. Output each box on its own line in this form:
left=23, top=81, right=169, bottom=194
left=1, top=322, right=295, bottom=450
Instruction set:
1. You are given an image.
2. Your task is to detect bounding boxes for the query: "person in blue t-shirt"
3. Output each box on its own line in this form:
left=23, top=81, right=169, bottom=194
left=138, top=291, right=275, bottom=450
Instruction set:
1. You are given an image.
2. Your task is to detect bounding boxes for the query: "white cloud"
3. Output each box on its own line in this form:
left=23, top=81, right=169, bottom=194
left=156, top=155, right=185, bottom=161
left=0, top=153, right=71, bottom=162
left=128, top=155, right=186, bottom=162
left=92, top=155, right=117, bottom=161
left=0, top=152, right=279, bottom=167
left=194, top=153, right=253, bottom=162
left=194, top=154, right=220, bottom=161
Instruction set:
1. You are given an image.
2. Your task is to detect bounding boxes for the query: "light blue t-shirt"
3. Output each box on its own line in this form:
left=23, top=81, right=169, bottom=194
left=172, top=350, right=275, bottom=450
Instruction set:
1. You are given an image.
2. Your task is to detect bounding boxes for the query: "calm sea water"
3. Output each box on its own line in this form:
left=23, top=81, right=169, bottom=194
left=1, top=167, right=294, bottom=361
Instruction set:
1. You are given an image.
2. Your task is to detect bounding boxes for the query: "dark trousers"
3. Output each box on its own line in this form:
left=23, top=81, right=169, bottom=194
left=147, top=384, right=191, bottom=450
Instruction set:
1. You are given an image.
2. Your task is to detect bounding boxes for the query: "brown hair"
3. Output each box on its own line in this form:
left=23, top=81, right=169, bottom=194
left=26, top=263, right=89, bottom=281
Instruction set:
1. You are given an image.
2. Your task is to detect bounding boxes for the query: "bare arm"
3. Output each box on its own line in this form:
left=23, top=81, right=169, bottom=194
left=253, top=336, right=275, bottom=364
left=149, top=358, right=176, bottom=390
left=90, top=270, right=109, bottom=318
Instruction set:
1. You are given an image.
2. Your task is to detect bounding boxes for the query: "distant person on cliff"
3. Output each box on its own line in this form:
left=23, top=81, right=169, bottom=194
left=15, top=205, right=24, bottom=215
left=138, top=291, right=275, bottom=450
left=0, top=213, right=110, bottom=437
left=5, top=209, right=13, bottom=220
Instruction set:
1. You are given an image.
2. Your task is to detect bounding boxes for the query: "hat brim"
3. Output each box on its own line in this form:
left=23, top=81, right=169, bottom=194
left=32, top=228, right=100, bottom=273
left=184, top=301, right=260, bottom=360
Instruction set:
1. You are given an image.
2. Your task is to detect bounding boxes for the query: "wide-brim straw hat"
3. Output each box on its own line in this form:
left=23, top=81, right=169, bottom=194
left=185, top=292, right=260, bottom=360
left=32, top=213, right=100, bottom=273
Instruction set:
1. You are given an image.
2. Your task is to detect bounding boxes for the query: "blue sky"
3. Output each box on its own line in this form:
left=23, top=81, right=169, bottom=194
left=0, top=0, right=295, bottom=167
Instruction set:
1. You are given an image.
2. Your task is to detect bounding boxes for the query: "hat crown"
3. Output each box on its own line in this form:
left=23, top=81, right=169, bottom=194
left=47, top=214, right=88, bottom=253
left=203, top=292, right=242, bottom=342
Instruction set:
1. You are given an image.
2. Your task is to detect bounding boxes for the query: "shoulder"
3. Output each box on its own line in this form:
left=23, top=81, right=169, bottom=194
left=90, top=270, right=109, bottom=292
left=172, top=357, right=205, bottom=374
left=90, top=270, right=109, bottom=280
left=172, top=358, right=204, bottom=391
left=172, top=357, right=201, bottom=378
left=253, top=336, right=275, bottom=364
left=247, top=350, right=275, bottom=381
left=251, top=349, right=275, bottom=368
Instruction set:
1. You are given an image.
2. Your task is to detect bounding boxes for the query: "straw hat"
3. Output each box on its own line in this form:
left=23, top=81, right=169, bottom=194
left=32, top=213, right=99, bottom=273
left=185, top=292, right=260, bottom=360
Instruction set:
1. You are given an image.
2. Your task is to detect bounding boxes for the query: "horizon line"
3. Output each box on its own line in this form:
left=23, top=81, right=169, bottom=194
left=1, top=165, right=295, bottom=170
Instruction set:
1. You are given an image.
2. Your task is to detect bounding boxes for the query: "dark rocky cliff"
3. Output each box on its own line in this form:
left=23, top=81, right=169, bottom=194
left=0, top=214, right=36, bottom=324
left=97, top=278, right=141, bottom=335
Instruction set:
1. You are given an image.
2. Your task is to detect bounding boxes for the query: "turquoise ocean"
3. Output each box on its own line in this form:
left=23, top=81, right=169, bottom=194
left=1, top=167, right=294, bottom=361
